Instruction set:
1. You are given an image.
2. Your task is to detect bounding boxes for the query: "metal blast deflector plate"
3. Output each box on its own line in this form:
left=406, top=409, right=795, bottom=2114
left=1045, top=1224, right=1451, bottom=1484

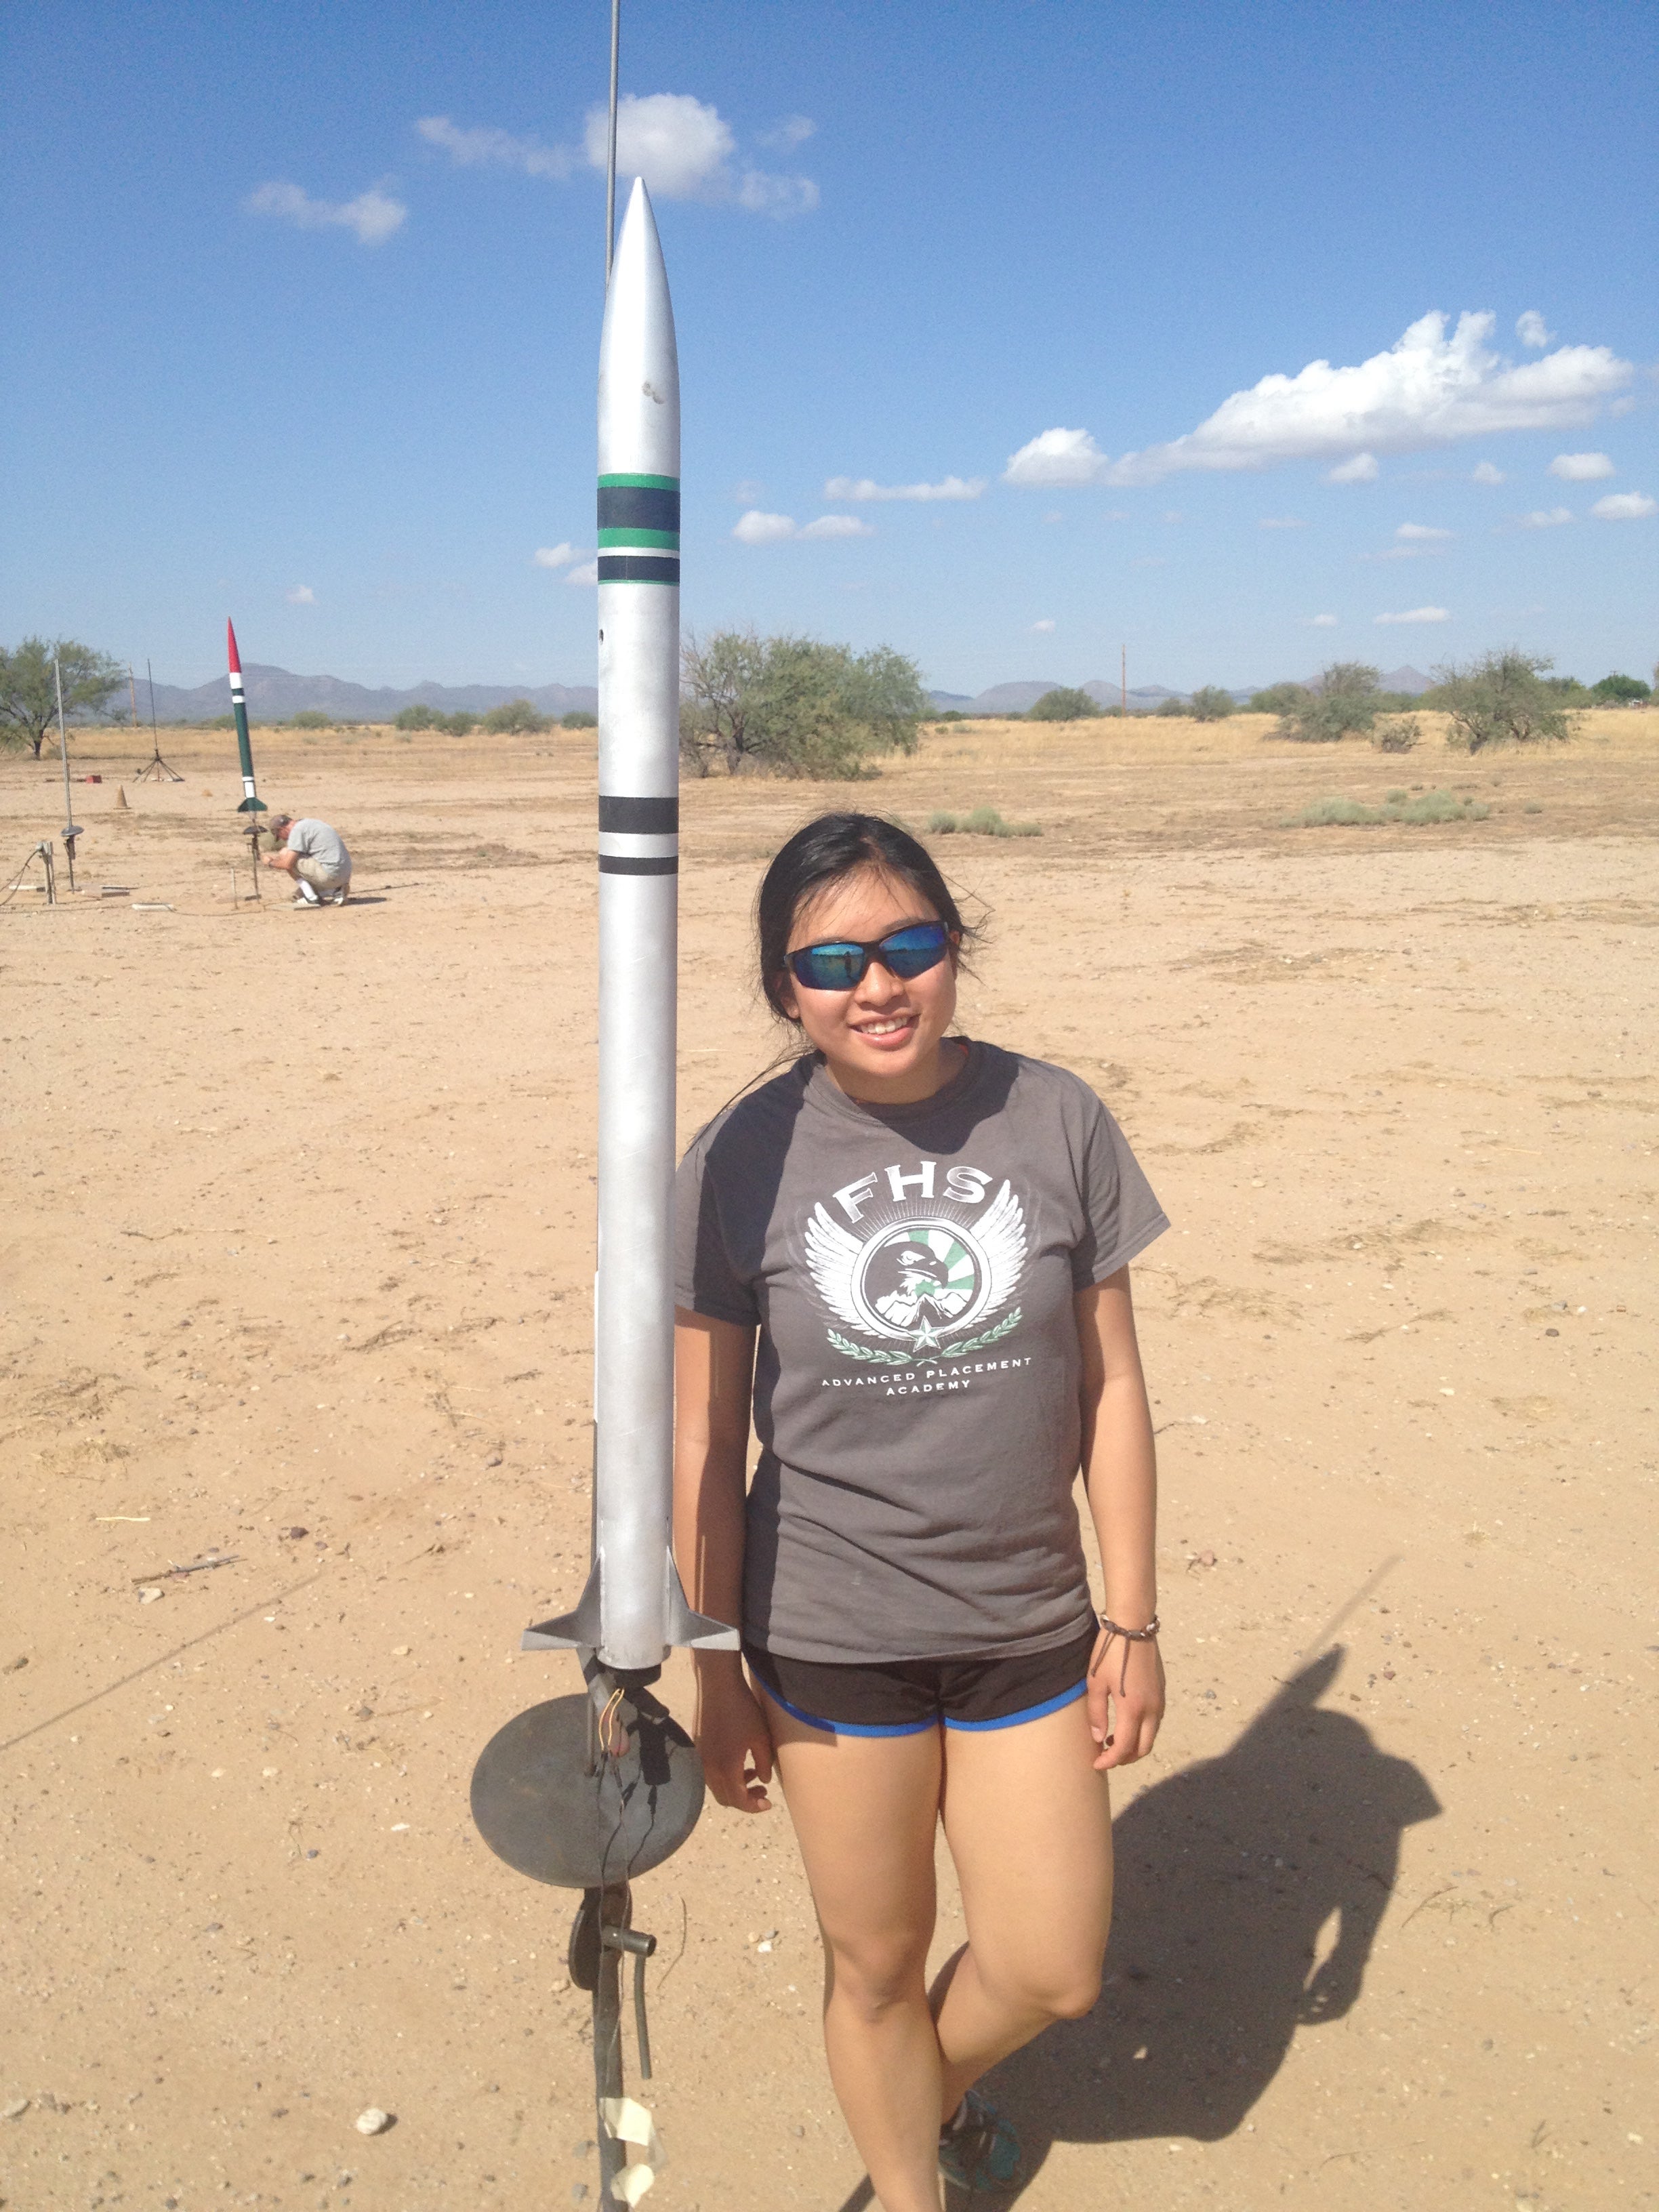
left=470, top=1694, right=705, bottom=1889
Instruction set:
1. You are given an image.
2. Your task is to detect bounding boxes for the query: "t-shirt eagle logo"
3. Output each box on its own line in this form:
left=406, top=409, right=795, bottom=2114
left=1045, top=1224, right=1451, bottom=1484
left=804, top=1180, right=1027, bottom=1359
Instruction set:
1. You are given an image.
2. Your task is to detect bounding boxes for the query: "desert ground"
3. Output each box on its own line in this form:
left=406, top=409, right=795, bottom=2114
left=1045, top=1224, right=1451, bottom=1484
left=2, top=707, right=1654, bottom=2212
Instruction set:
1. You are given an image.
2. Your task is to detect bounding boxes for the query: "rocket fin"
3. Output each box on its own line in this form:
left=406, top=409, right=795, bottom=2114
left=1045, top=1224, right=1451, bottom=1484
left=664, top=1555, right=741, bottom=1651
left=237, top=796, right=268, bottom=814
left=521, top=1559, right=603, bottom=1651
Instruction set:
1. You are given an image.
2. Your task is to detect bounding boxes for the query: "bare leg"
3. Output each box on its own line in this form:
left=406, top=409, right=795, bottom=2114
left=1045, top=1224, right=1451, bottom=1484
left=933, top=1696, right=1113, bottom=2116
left=760, top=1689, right=947, bottom=2212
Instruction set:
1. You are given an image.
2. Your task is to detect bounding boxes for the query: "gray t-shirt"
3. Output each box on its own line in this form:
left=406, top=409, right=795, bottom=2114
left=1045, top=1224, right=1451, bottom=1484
left=285, top=819, right=350, bottom=878
left=674, top=1040, right=1168, bottom=1664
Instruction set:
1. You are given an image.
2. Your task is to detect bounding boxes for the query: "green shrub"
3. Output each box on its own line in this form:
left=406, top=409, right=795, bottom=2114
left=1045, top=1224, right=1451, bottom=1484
left=1283, top=788, right=1490, bottom=827
left=1372, top=714, right=1421, bottom=753
left=560, top=709, right=598, bottom=729
left=436, top=710, right=478, bottom=736
left=1277, top=663, right=1385, bottom=744
left=1591, top=672, right=1650, bottom=703
left=287, top=709, right=331, bottom=730
left=1250, top=682, right=1310, bottom=714
left=395, top=703, right=438, bottom=730
left=482, top=698, right=551, bottom=734
left=1188, top=685, right=1235, bottom=722
left=1154, top=695, right=1189, bottom=718
left=927, top=806, right=1040, bottom=838
left=1027, top=687, right=1100, bottom=722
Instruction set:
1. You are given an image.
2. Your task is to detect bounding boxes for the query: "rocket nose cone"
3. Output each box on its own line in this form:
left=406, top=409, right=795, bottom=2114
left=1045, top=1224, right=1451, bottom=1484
left=226, top=619, right=242, bottom=674
left=598, top=176, right=679, bottom=480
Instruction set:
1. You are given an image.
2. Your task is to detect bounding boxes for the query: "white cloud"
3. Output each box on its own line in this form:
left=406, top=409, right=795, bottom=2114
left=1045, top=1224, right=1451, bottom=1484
left=733, top=510, right=872, bottom=544
left=1375, top=606, right=1450, bottom=625
left=1029, top=619, right=1056, bottom=633
left=1308, top=613, right=1339, bottom=627
left=1592, top=491, right=1656, bottom=520
left=1471, top=460, right=1505, bottom=485
left=1326, top=451, right=1380, bottom=484
left=1002, top=427, right=1111, bottom=487
left=733, top=510, right=799, bottom=544
left=421, top=98, right=817, bottom=217
left=565, top=560, right=598, bottom=586
left=1396, top=522, right=1452, bottom=539
left=1549, top=451, right=1614, bottom=480
left=583, top=94, right=818, bottom=216
left=734, top=168, right=819, bottom=218
left=797, top=514, right=874, bottom=539
left=732, top=478, right=767, bottom=504
left=247, top=180, right=407, bottom=245
left=1516, top=310, right=1555, bottom=350
left=1513, top=507, right=1573, bottom=529
left=1006, top=312, right=1633, bottom=490
left=823, top=474, right=985, bottom=501
left=1259, top=516, right=1307, bottom=529
left=285, top=584, right=316, bottom=605
left=585, top=92, right=731, bottom=197
left=416, top=115, right=574, bottom=179
left=533, top=544, right=578, bottom=568
left=757, top=115, right=816, bottom=150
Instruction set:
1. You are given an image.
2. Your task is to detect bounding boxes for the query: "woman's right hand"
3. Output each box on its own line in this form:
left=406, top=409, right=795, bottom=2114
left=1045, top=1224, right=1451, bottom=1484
left=693, top=1662, right=775, bottom=1814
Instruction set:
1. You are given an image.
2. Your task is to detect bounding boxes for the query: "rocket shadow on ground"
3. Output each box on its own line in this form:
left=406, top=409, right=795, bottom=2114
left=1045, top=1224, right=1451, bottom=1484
left=831, top=1647, right=1441, bottom=2212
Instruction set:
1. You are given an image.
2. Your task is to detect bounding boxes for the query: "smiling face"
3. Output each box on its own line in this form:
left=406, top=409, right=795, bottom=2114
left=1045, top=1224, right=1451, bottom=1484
left=777, top=865, right=960, bottom=1104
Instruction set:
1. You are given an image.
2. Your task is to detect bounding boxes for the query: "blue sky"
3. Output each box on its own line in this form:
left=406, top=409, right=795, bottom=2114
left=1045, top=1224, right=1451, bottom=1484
left=4, top=0, right=1655, bottom=695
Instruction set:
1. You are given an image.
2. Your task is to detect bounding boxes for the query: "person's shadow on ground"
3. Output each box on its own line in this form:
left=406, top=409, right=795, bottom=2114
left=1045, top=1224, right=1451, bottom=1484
left=953, top=1645, right=1441, bottom=2199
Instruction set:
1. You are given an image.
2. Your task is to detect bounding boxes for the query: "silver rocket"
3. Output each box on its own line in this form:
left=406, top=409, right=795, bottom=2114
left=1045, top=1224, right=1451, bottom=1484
left=525, top=178, right=737, bottom=1677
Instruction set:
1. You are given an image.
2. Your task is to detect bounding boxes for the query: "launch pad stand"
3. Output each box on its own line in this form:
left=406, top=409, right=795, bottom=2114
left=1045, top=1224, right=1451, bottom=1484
left=134, top=735, right=183, bottom=784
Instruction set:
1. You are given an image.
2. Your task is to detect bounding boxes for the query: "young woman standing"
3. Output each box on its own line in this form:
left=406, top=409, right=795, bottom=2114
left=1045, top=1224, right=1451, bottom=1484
left=673, top=813, right=1167, bottom=2208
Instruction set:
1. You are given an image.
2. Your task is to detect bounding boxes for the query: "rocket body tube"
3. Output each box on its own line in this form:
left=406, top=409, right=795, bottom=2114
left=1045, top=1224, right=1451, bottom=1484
left=226, top=621, right=265, bottom=813
left=524, top=178, right=735, bottom=1671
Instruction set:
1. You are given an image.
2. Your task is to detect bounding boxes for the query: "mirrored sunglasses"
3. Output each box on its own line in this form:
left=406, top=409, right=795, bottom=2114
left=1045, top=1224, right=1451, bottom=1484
left=786, top=920, right=951, bottom=993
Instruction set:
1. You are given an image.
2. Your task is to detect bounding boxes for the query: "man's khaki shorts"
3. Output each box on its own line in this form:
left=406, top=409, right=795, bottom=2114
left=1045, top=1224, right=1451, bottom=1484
left=293, top=856, right=350, bottom=894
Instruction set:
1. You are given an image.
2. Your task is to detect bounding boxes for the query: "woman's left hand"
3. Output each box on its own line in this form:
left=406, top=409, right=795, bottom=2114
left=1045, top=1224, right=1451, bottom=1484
left=1086, top=1626, right=1165, bottom=1771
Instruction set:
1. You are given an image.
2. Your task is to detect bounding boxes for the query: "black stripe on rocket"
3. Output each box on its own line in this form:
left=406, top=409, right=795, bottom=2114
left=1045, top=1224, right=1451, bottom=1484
left=598, top=792, right=678, bottom=874
left=597, top=484, right=680, bottom=535
left=596, top=554, right=680, bottom=584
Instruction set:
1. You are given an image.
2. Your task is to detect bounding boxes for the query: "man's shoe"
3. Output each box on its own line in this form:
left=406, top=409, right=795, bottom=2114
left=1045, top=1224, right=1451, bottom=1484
left=939, top=2090, right=1023, bottom=2192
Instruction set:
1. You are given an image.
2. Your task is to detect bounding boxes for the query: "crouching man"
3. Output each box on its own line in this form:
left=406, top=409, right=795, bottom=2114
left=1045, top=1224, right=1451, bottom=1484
left=264, top=813, right=352, bottom=907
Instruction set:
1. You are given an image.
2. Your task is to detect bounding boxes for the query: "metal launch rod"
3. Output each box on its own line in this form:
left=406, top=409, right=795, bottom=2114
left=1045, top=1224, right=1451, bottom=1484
left=54, top=655, right=81, bottom=892
left=605, top=0, right=621, bottom=282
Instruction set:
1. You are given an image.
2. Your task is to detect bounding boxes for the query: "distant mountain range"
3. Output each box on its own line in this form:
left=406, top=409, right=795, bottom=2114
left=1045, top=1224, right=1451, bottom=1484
left=129, top=658, right=1433, bottom=727
left=927, top=667, right=1433, bottom=714
left=140, top=663, right=598, bottom=724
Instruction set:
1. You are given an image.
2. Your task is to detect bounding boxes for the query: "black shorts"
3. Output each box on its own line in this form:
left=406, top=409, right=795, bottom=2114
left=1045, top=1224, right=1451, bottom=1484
left=744, top=1623, right=1100, bottom=1739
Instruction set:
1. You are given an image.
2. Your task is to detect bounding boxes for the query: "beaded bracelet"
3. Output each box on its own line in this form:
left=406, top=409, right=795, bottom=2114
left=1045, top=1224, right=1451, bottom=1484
left=1092, top=1612, right=1161, bottom=1696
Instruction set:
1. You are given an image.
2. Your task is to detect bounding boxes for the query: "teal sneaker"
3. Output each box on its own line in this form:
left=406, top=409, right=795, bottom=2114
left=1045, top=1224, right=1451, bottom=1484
left=938, top=2089, right=1023, bottom=2192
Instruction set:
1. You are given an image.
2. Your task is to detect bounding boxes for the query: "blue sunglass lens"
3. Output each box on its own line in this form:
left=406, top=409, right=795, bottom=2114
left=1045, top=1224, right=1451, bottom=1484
left=880, top=924, right=949, bottom=977
left=790, top=923, right=949, bottom=989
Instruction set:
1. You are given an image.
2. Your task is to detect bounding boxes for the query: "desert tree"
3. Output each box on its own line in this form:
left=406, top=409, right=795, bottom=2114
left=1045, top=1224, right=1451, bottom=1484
left=1591, top=672, right=1650, bottom=703
left=0, top=636, right=125, bottom=757
left=1276, top=662, right=1385, bottom=743
left=1436, top=650, right=1579, bottom=751
left=680, top=630, right=925, bottom=779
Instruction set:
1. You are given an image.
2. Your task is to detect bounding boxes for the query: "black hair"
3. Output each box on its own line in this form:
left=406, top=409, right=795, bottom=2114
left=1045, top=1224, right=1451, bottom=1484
left=756, top=812, right=975, bottom=1023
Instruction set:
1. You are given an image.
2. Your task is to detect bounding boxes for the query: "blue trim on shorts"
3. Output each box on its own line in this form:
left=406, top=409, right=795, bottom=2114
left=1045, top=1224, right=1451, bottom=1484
left=764, top=1675, right=1087, bottom=1738
left=764, top=1686, right=935, bottom=1738
left=943, top=1678, right=1088, bottom=1732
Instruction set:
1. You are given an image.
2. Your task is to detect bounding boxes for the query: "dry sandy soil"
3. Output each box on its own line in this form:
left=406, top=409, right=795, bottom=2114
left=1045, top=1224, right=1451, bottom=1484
left=2, top=710, right=1654, bottom=2212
